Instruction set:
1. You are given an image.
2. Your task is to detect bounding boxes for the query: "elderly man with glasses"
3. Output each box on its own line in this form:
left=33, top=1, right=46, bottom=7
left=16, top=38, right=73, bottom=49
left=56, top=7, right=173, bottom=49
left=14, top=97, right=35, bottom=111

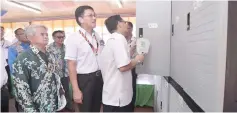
left=12, top=25, right=66, bottom=112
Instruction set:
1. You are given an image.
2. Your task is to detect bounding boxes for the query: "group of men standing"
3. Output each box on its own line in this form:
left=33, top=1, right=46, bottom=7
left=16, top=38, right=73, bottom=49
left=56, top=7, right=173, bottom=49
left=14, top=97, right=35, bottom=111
left=1, top=5, right=145, bottom=112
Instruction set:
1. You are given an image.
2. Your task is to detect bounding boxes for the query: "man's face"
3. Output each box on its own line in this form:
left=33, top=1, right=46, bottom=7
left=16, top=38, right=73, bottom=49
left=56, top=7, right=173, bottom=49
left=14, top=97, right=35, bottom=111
left=118, top=20, right=129, bottom=37
left=79, top=9, right=97, bottom=29
left=1, top=27, right=5, bottom=39
left=29, top=27, right=48, bottom=46
left=16, top=29, right=28, bottom=43
left=53, top=32, right=65, bottom=46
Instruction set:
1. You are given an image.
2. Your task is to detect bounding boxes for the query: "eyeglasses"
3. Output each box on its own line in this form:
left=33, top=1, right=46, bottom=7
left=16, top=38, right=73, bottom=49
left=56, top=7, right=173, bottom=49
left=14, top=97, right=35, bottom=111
left=41, top=33, right=48, bottom=37
left=83, top=14, right=97, bottom=18
left=17, top=33, right=25, bottom=36
left=56, top=36, right=65, bottom=39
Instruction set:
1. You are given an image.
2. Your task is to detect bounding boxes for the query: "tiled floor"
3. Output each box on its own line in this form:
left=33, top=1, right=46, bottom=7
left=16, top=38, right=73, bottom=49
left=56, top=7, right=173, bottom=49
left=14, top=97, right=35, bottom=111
left=9, top=99, right=153, bottom=112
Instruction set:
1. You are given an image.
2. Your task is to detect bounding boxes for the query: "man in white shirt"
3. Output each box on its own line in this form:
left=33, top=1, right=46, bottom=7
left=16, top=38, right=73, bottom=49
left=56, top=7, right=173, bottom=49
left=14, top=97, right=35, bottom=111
left=1, top=26, right=12, bottom=61
left=0, top=45, right=8, bottom=89
left=1, top=28, right=9, bottom=112
left=64, top=5, right=104, bottom=112
left=1, top=26, right=12, bottom=84
left=100, top=15, right=145, bottom=112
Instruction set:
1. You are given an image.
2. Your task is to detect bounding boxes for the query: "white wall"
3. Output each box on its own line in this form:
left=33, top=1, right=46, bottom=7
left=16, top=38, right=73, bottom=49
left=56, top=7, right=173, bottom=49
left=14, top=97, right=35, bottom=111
left=169, top=85, right=192, bottom=112
left=170, top=1, right=228, bottom=111
left=136, top=1, right=171, bottom=76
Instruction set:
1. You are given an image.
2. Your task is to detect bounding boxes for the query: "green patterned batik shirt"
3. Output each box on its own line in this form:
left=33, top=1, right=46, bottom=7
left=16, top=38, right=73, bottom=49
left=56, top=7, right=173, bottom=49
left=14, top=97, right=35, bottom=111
left=12, top=45, right=65, bottom=112
left=47, top=42, right=68, bottom=78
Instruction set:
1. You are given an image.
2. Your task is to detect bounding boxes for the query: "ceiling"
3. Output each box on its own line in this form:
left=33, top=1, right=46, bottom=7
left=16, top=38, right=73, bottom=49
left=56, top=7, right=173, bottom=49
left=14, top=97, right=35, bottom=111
left=1, top=0, right=136, bottom=23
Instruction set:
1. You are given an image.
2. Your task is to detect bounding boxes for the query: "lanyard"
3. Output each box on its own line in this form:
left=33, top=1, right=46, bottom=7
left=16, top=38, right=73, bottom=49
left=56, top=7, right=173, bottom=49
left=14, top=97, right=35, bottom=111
left=79, top=30, right=98, bottom=55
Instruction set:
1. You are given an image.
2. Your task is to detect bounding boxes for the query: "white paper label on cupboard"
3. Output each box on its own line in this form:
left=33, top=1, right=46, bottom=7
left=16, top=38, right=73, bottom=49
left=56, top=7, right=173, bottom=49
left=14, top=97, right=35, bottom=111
left=148, top=23, right=158, bottom=28
left=136, top=38, right=150, bottom=54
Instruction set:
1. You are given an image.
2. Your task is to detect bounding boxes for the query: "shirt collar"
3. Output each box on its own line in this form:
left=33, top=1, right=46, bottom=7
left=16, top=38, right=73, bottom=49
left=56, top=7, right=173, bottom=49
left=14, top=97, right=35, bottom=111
left=20, top=42, right=30, bottom=47
left=53, top=42, right=65, bottom=49
left=30, top=45, right=40, bottom=54
left=78, top=26, right=96, bottom=37
left=113, top=32, right=125, bottom=38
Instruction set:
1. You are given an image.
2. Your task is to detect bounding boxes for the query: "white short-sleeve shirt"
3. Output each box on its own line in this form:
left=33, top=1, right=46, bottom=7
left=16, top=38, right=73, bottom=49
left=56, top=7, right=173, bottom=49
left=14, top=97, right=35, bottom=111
left=99, top=32, right=133, bottom=107
left=64, top=26, right=104, bottom=74
left=1, top=46, right=8, bottom=88
left=1, top=39, right=12, bottom=60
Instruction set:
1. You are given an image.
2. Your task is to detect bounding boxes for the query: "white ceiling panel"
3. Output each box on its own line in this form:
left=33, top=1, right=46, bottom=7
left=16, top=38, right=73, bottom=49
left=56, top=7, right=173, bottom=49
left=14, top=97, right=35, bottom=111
left=1, top=0, right=136, bottom=22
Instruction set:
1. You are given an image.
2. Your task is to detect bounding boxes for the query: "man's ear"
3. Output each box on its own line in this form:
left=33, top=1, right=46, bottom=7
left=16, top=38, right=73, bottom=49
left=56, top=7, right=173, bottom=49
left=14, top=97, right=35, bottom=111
left=79, top=17, right=84, bottom=24
left=117, top=22, right=122, bottom=29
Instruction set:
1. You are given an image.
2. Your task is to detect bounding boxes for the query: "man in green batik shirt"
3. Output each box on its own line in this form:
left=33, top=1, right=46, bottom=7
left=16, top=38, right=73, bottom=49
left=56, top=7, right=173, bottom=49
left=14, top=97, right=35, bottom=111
left=12, top=24, right=66, bottom=112
left=47, top=30, right=74, bottom=111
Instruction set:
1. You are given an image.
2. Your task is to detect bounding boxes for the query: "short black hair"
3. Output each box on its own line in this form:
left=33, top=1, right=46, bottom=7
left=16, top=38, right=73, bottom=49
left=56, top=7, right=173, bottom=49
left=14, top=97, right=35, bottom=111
left=52, top=30, right=64, bottom=37
left=127, top=21, right=133, bottom=28
left=1, top=26, right=4, bottom=30
left=75, top=5, right=94, bottom=26
left=14, top=28, right=24, bottom=35
left=104, top=15, right=123, bottom=34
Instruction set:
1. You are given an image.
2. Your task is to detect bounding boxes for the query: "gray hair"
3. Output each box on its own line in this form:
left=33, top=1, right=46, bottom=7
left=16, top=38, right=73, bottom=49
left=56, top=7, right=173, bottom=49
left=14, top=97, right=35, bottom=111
left=25, top=24, right=47, bottom=37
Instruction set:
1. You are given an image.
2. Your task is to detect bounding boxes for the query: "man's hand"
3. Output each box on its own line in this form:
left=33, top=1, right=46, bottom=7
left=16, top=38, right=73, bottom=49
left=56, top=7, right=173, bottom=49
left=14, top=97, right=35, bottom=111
left=135, top=54, right=145, bottom=63
left=73, top=89, right=83, bottom=104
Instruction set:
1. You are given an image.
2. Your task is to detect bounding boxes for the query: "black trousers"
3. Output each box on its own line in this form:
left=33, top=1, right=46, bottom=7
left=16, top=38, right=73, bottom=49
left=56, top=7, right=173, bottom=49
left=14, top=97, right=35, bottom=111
left=103, top=104, right=131, bottom=112
left=6, top=60, right=19, bottom=111
left=5, top=64, right=12, bottom=95
left=1, top=85, right=9, bottom=112
left=129, top=68, right=137, bottom=111
left=77, top=70, right=103, bottom=112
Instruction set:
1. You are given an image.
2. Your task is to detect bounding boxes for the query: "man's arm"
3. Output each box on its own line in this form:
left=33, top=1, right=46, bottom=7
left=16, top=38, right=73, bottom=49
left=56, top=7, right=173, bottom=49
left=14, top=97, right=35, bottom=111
left=119, top=55, right=144, bottom=72
left=64, top=35, right=83, bottom=103
left=12, top=60, right=37, bottom=112
left=8, top=47, right=17, bottom=74
left=64, top=37, right=80, bottom=92
left=119, top=58, right=139, bottom=72
left=67, top=60, right=80, bottom=92
left=112, top=38, right=144, bottom=72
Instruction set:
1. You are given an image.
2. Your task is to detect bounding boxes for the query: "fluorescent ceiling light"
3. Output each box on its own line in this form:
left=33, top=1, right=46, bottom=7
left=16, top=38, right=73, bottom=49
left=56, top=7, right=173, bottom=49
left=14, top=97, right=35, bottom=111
left=6, top=0, right=42, bottom=14
left=115, top=0, right=123, bottom=8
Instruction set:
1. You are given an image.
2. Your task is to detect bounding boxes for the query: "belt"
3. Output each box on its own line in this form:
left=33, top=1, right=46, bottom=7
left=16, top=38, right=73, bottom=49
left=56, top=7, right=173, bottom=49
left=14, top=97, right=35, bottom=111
left=77, top=70, right=101, bottom=76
